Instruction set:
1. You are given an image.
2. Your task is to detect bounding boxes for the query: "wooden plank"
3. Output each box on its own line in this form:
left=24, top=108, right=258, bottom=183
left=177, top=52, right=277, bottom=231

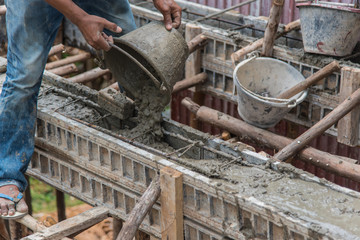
left=112, top=218, right=123, bottom=240
left=337, top=67, right=360, bottom=146
left=23, top=207, right=109, bottom=240
left=160, top=167, right=183, bottom=240
left=185, top=23, right=204, bottom=130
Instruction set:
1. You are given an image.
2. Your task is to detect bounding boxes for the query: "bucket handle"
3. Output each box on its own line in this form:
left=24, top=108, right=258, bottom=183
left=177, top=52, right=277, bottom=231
left=108, top=42, right=167, bottom=92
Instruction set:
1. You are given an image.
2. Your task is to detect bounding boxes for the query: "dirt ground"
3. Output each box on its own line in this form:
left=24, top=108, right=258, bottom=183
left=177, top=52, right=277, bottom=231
left=36, top=204, right=114, bottom=240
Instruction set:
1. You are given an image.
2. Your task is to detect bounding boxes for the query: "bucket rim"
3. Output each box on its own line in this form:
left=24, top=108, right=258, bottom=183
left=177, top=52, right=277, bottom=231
left=233, top=57, right=308, bottom=108
left=296, top=2, right=360, bottom=13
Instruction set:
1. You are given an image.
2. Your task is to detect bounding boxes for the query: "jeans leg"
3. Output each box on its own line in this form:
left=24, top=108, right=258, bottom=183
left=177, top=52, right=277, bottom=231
left=0, top=0, right=63, bottom=192
left=75, top=0, right=137, bottom=36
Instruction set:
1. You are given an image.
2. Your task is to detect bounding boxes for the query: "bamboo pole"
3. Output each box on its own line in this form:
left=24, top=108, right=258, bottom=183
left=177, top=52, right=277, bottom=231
left=181, top=97, right=360, bottom=182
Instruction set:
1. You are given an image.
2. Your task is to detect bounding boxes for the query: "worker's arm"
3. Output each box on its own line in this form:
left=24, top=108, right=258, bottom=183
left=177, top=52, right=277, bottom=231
left=45, top=0, right=121, bottom=51
left=153, top=0, right=182, bottom=30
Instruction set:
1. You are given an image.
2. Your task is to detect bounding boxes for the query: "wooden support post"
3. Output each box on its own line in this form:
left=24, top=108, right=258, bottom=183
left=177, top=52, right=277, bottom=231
left=186, top=23, right=204, bottom=130
left=0, top=5, right=6, bottom=16
left=337, top=67, right=360, bottom=146
left=45, top=53, right=91, bottom=70
left=173, top=72, right=208, bottom=94
left=112, top=217, right=123, bottom=240
left=23, top=207, right=109, bottom=240
left=9, top=220, right=25, bottom=239
left=116, top=176, right=161, bottom=240
left=49, top=63, right=78, bottom=76
left=181, top=97, right=360, bottom=182
left=160, top=167, right=183, bottom=240
left=56, top=190, right=66, bottom=222
left=25, top=175, right=33, bottom=216
left=274, top=87, right=360, bottom=162
left=262, top=0, right=284, bottom=57
left=67, top=67, right=110, bottom=83
left=0, top=219, right=10, bottom=240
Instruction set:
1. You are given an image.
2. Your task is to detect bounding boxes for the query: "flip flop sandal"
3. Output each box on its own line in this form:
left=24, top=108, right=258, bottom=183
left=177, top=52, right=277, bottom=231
left=0, top=192, right=28, bottom=219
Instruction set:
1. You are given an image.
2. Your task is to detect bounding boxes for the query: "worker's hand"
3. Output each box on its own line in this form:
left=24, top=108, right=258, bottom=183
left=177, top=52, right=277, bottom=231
left=76, top=14, right=121, bottom=51
left=153, top=0, right=182, bottom=30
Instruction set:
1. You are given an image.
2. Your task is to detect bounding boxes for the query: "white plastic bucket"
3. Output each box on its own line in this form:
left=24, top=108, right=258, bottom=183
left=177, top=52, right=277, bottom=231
left=233, top=57, right=308, bottom=128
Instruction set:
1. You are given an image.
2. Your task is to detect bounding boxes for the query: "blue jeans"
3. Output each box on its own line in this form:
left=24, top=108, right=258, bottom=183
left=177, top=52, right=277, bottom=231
left=0, top=0, right=136, bottom=192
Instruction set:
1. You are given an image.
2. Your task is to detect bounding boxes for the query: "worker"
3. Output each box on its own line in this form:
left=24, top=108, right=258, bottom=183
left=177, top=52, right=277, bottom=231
left=0, top=0, right=181, bottom=218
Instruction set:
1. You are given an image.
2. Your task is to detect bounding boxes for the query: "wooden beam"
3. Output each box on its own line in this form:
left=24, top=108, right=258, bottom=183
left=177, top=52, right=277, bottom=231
left=48, top=63, right=78, bottom=76
left=187, top=34, right=208, bottom=54
left=48, top=44, right=65, bottom=57
left=67, top=67, right=110, bottom=83
left=262, top=0, right=284, bottom=57
left=0, top=5, right=6, bottom=16
left=274, top=87, right=360, bottom=162
left=186, top=23, right=204, bottom=130
left=160, top=167, right=183, bottom=240
left=181, top=97, right=360, bottom=182
left=276, top=60, right=340, bottom=99
left=23, top=207, right=109, bottom=240
left=116, top=176, right=161, bottom=240
left=337, top=67, right=360, bottom=146
left=45, top=53, right=91, bottom=70
left=173, top=72, right=207, bottom=94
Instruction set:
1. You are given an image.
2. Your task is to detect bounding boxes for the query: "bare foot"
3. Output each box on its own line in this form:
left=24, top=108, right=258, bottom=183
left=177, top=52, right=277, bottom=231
left=0, top=185, right=28, bottom=217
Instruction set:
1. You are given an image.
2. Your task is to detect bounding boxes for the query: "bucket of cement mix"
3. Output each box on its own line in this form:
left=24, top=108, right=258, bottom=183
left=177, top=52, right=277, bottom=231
left=104, top=21, right=189, bottom=102
left=233, top=57, right=307, bottom=129
left=297, top=1, right=360, bottom=56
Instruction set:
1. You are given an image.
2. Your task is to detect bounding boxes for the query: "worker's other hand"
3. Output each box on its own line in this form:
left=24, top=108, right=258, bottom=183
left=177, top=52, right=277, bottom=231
left=153, top=0, right=182, bottom=30
left=77, top=15, right=121, bottom=51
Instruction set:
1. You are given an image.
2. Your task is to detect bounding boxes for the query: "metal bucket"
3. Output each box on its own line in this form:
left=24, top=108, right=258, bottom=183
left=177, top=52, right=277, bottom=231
left=297, top=1, right=360, bottom=56
left=104, top=21, right=189, bottom=101
left=233, top=57, right=308, bottom=129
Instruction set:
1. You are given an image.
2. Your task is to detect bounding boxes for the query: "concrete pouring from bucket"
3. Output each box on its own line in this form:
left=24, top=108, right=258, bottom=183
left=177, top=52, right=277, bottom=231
left=233, top=57, right=307, bottom=129
left=104, top=21, right=189, bottom=103
left=297, top=1, right=360, bottom=57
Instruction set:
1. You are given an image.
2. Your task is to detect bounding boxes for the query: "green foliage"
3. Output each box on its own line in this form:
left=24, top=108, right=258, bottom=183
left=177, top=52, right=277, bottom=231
left=29, top=177, right=83, bottom=213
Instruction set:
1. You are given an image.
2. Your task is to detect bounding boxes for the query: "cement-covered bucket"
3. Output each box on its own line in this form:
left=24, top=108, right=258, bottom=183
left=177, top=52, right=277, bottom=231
left=297, top=1, right=360, bottom=56
left=104, top=21, right=189, bottom=101
left=233, top=57, right=308, bottom=129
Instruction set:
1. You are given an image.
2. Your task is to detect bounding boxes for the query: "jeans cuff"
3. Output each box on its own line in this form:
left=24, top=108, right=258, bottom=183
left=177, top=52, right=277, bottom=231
left=0, top=180, right=24, bottom=192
